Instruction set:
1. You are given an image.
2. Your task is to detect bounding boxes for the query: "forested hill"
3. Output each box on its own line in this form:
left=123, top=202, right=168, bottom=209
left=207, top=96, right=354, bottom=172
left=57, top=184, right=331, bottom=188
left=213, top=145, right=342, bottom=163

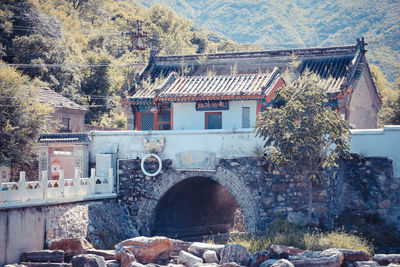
left=139, top=0, right=400, bottom=81
left=0, top=0, right=258, bottom=127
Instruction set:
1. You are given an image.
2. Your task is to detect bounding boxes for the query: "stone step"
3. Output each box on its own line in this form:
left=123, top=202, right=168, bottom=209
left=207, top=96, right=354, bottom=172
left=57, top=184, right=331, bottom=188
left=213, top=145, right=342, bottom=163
left=20, top=263, right=71, bottom=267
left=21, top=250, right=64, bottom=263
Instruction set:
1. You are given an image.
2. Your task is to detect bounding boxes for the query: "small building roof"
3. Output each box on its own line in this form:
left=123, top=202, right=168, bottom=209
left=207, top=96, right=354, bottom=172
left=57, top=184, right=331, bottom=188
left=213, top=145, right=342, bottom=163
left=130, top=67, right=282, bottom=103
left=38, top=133, right=90, bottom=143
left=157, top=68, right=281, bottom=101
left=38, top=87, right=86, bottom=112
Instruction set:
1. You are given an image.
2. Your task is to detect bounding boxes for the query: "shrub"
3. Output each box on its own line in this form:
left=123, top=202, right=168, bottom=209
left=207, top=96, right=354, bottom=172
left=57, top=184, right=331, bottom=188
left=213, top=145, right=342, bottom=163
left=210, top=218, right=372, bottom=254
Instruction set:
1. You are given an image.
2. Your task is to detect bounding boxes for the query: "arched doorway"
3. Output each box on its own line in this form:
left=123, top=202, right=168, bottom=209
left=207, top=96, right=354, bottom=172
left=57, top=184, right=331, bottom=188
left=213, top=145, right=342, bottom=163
left=136, top=168, right=258, bottom=236
left=153, top=177, right=244, bottom=239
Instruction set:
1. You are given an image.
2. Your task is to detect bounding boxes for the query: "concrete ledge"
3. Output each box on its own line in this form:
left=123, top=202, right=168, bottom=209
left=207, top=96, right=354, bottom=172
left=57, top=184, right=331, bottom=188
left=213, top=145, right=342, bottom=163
left=0, top=193, right=117, bottom=210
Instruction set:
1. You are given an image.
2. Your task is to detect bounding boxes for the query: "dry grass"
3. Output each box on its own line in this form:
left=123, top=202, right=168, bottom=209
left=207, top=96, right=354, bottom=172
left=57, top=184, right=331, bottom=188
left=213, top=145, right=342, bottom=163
left=209, top=218, right=372, bottom=254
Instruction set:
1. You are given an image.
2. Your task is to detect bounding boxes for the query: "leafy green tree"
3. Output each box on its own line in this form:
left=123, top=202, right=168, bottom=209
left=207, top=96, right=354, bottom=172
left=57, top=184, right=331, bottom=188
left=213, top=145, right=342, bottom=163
left=371, top=65, right=400, bottom=126
left=0, top=62, right=53, bottom=164
left=81, top=55, right=112, bottom=123
left=255, top=72, right=351, bottom=223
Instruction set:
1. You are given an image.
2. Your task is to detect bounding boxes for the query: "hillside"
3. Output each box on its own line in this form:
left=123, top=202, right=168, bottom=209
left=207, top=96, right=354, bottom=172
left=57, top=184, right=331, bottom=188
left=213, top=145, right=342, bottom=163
left=139, top=0, right=400, bottom=81
left=0, top=0, right=257, bottom=127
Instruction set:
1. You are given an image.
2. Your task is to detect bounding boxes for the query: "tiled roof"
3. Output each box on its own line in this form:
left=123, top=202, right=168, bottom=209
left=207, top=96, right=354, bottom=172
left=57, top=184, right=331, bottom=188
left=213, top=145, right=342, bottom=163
left=38, top=133, right=90, bottom=143
left=300, top=56, right=353, bottom=93
left=157, top=68, right=281, bottom=101
left=38, top=87, right=86, bottom=111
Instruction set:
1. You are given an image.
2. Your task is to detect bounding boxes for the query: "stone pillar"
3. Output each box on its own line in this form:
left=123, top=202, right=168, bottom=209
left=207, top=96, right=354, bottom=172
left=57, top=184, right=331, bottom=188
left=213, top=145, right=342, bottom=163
left=38, top=146, right=49, bottom=182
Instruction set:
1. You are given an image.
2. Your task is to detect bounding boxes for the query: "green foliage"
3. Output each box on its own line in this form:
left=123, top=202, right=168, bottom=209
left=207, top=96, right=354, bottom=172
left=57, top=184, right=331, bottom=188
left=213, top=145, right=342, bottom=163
left=255, top=73, right=351, bottom=178
left=255, top=72, right=350, bottom=222
left=337, top=211, right=400, bottom=253
left=220, top=218, right=372, bottom=254
left=0, top=62, right=54, bottom=163
left=139, top=0, right=400, bottom=81
left=1, top=0, right=255, bottom=127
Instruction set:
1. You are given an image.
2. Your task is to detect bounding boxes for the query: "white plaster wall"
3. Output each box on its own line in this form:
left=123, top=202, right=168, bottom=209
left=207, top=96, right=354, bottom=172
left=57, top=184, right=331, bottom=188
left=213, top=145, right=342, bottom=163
left=172, top=100, right=258, bottom=130
left=89, top=126, right=400, bottom=178
left=89, top=129, right=265, bottom=166
left=348, top=67, right=380, bottom=129
left=0, top=208, right=45, bottom=265
left=350, top=126, right=400, bottom=178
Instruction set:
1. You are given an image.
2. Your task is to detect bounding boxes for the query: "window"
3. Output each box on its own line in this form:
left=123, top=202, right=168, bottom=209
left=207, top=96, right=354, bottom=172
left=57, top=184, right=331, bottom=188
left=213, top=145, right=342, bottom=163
left=141, top=113, right=154, bottom=130
left=205, top=112, right=222, bottom=129
left=242, top=107, right=250, bottom=128
left=158, top=112, right=171, bottom=130
left=61, top=117, right=71, bottom=132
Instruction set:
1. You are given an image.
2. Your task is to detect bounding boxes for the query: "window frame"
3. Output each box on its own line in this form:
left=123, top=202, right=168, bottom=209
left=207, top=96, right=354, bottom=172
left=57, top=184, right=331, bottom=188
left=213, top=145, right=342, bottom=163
left=205, top=112, right=222, bottom=129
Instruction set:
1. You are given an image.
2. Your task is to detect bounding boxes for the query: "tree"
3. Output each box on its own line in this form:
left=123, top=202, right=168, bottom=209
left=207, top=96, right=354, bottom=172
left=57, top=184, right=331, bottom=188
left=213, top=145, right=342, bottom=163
left=371, top=65, right=400, bottom=126
left=255, top=72, right=351, bottom=224
left=0, top=62, right=53, bottom=164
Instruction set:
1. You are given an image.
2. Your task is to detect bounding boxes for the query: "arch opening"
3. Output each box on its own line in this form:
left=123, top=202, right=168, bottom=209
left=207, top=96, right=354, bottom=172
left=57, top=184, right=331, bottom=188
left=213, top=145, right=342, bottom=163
left=153, top=176, right=244, bottom=239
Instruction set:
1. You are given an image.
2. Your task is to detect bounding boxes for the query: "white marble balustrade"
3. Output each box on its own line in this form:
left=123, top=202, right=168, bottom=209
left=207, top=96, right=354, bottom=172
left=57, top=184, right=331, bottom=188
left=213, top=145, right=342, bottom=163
left=0, top=168, right=114, bottom=206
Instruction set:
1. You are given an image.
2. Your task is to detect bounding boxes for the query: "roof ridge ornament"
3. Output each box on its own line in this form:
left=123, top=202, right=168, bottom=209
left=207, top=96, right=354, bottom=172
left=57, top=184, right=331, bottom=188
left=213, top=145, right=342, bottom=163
left=356, top=37, right=367, bottom=52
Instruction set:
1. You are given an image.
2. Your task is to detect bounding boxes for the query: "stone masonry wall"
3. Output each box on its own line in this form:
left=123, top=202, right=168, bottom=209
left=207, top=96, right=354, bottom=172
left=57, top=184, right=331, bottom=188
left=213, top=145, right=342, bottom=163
left=118, top=155, right=400, bottom=235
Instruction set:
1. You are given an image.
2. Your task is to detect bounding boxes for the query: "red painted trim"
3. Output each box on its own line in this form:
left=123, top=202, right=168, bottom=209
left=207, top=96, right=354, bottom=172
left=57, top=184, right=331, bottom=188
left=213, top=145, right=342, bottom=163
left=170, top=105, right=174, bottom=130
left=154, top=112, right=159, bottom=130
left=256, top=102, right=262, bottom=120
left=205, top=112, right=222, bottom=129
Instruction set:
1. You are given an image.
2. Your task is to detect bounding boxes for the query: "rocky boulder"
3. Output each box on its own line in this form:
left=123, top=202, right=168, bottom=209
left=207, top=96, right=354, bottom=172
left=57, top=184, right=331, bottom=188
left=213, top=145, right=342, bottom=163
left=21, top=250, right=64, bottom=263
left=49, top=237, right=93, bottom=259
left=260, top=259, right=294, bottom=267
left=71, top=254, right=106, bottom=267
left=115, top=236, right=172, bottom=264
left=188, top=243, right=224, bottom=258
left=220, top=244, right=251, bottom=266
left=354, top=261, right=379, bottom=267
left=289, top=248, right=344, bottom=267
left=178, top=251, right=203, bottom=267
left=249, top=250, right=274, bottom=267
left=171, top=239, right=193, bottom=257
left=119, top=249, right=136, bottom=267
left=336, top=249, right=370, bottom=262
left=86, top=249, right=115, bottom=260
left=373, top=254, right=400, bottom=265
left=203, top=250, right=219, bottom=264
left=270, top=245, right=304, bottom=259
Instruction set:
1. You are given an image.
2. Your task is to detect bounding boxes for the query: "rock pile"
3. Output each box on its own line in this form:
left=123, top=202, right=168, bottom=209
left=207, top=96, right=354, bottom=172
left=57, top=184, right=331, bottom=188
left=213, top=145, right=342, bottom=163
left=8, top=236, right=400, bottom=267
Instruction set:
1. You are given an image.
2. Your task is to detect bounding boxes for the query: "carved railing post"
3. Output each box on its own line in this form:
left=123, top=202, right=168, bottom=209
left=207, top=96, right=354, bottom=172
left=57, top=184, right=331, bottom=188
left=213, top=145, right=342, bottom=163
left=108, top=168, right=114, bottom=193
left=19, top=171, right=27, bottom=201
left=90, top=168, right=96, bottom=195
left=42, top=170, right=48, bottom=200
left=59, top=170, right=65, bottom=197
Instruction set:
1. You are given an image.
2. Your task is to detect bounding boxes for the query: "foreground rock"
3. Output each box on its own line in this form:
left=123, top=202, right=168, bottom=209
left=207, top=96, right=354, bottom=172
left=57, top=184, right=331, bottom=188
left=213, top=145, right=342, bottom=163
left=249, top=251, right=274, bottom=267
left=49, top=237, right=94, bottom=259
left=171, top=239, right=193, bottom=256
left=188, top=243, right=224, bottom=258
left=120, top=249, right=136, bottom=267
left=354, top=261, right=379, bottom=267
left=373, top=254, right=400, bottom=265
left=85, top=249, right=115, bottom=260
left=289, top=248, right=344, bottom=267
left=220, top=244, right=251, bottom=266
left=71, top=254, right=106, bottom=267
left=203, top=250, right=219, bottom=264
left=336, top=249, right=370, bottom=262
left=270, top=245, right=304, bottom=259
left=21, top=250, right=64, bottom=263
left=260, top=259, right=294, bottom=267
left=178, top=251, right=203, bottom=267
left=115, top=236, right=172, bottom=264
left=19, top=263, right=71, bottom=267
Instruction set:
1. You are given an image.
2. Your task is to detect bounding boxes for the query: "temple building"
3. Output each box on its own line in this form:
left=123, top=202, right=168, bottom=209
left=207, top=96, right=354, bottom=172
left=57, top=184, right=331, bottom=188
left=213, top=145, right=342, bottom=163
left=124, top=38, right=381, bottom=130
